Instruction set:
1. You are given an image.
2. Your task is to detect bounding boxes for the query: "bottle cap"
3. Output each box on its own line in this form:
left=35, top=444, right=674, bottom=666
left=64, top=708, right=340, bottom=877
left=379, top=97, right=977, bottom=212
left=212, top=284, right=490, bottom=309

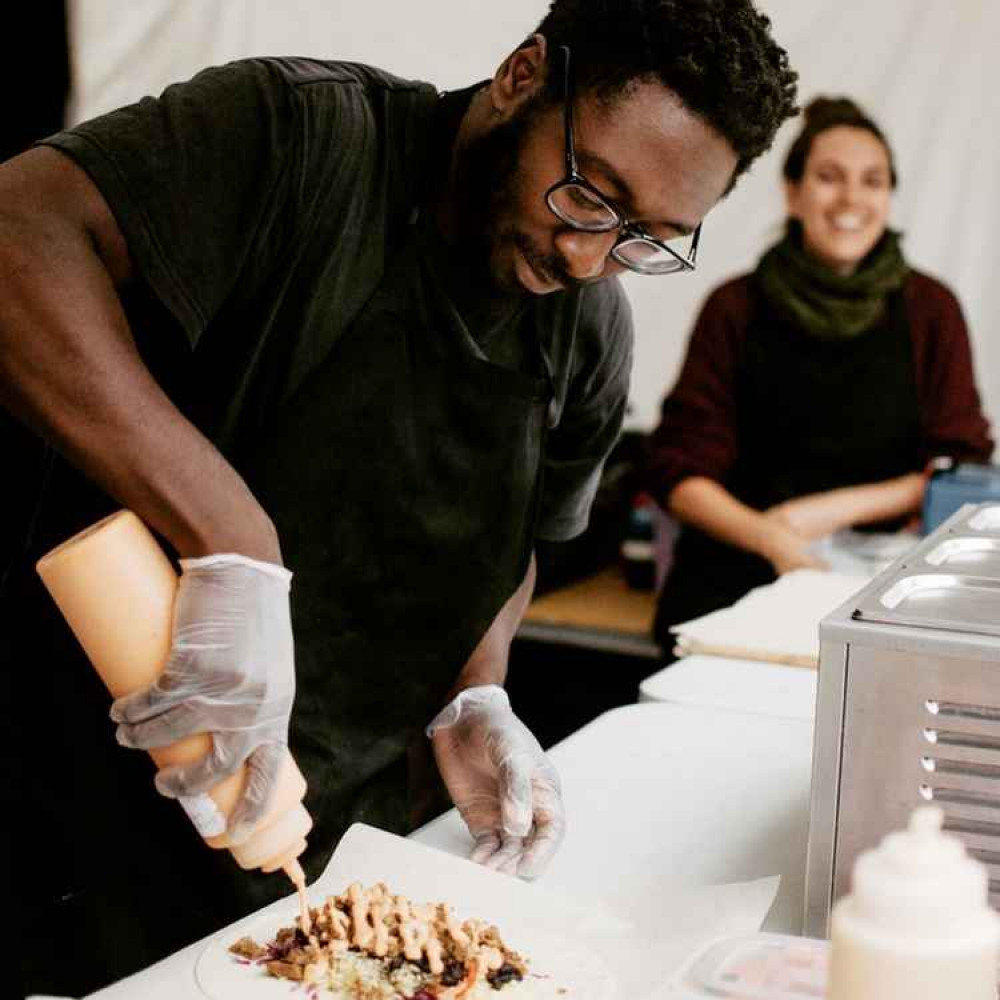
left=851, top=806, right=993, bottom=937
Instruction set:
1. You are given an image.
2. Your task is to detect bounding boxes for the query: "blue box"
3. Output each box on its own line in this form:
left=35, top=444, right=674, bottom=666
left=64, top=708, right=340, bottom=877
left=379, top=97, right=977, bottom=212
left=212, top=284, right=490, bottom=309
left=923, top=463, right=1000, bottom=533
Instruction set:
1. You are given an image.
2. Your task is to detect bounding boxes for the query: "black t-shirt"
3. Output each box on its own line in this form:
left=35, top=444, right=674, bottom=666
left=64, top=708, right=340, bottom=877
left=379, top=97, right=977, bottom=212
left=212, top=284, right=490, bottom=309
left=36, top=57, right=633, bottom=545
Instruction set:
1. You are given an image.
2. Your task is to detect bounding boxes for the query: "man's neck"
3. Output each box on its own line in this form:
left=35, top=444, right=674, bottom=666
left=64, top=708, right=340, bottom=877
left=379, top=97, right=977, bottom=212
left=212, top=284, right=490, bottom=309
left=432, top=86, right=493, bottom=242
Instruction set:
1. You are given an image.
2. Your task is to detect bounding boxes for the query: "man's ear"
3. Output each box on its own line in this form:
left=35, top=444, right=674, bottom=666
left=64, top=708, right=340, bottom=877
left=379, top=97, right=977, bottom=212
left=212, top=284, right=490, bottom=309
left=487, top=33, right=549, bottom=118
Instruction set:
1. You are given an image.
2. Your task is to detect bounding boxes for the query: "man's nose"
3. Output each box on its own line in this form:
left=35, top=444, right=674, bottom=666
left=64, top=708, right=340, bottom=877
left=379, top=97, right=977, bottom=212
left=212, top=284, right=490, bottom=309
left=555, top=229, right=618, bottom=281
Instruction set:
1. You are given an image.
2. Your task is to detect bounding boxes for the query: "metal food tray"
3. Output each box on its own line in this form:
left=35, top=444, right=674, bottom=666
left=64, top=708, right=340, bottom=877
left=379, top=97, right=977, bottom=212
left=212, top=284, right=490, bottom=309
left=853, top=572, right=1000, bottom=637
left=920, top=536, right=1000, bottom=578
left=952, top=504, right=1000, bottom=536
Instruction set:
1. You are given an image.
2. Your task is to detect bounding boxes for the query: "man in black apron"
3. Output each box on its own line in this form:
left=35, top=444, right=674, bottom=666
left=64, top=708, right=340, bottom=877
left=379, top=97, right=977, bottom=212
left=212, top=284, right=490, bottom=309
left=0, top=2, right=797, bottom=994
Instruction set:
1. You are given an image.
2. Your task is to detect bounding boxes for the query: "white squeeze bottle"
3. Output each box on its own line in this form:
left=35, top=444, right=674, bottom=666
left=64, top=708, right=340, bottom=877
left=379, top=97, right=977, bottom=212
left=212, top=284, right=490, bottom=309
left=828, top=805, right=1000, bottom=1000
left=36, top=509, right=314, bottom=912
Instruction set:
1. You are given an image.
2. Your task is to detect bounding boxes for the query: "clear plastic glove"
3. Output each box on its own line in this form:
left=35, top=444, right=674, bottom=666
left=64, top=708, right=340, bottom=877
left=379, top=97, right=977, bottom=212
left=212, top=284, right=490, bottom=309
left=427, top=685, right=565, bottom=879
left=109, top=553, right=294, bottom=843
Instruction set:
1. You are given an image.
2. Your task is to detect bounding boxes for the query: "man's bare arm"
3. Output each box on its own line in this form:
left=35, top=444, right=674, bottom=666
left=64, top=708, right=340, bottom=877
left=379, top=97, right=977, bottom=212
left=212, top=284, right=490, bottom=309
left=445, top=554, right=537, bottom=698
left=0, top=147, right=279, bottom=561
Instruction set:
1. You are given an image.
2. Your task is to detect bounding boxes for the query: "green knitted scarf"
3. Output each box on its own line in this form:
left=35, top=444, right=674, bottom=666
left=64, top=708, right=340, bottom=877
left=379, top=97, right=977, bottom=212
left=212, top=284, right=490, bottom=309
left=756, top=221, right=910, bottom=340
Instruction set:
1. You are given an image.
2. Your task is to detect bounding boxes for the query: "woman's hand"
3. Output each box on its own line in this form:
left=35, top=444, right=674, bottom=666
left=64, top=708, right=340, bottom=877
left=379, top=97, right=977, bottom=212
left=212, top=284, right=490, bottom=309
left=758, top=519, right=829, bottom=575
left=765, top=493, right=846, bottom=541
left=765, top=473, right=927, bottom=542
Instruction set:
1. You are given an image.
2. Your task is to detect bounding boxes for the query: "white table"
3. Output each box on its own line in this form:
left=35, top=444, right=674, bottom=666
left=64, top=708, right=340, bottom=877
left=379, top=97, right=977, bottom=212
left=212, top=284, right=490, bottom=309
left=77, top=702, right=813, bottom=999
left=412, top=701, right=814, bottom=936
left=638, top=654, right=818, bottom=721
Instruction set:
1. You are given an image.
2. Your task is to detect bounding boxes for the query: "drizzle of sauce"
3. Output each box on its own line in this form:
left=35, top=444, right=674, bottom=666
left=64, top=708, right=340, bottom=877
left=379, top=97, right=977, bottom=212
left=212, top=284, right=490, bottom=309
left=284, top=860, right=312, bottom=934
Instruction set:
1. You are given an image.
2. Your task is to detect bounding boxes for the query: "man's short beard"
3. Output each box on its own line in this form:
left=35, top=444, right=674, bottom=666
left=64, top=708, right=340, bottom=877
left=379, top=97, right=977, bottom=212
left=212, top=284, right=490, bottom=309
left=449, top=94, right=577, bottom=292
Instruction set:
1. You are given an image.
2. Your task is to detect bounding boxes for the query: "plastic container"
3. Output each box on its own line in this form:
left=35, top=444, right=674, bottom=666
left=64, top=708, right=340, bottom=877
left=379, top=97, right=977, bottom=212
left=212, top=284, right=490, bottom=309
left=923, top=462, right=1000, bottom=533
left=36, top=510, right=312, bottom=886
left=621, top=492, right=657, bottom=590
left=671, top=932, right=829, bottom=998
left=828, top=806, right=1000, bottom=1000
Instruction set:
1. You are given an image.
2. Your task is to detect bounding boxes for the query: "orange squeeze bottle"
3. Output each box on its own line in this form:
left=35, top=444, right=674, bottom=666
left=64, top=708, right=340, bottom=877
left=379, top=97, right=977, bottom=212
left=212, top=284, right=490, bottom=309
left=36, top=510, right=313, bottom=893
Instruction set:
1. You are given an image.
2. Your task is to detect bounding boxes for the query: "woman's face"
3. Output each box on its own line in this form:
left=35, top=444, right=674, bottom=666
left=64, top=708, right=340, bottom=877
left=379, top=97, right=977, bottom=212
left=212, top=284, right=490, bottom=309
left=785, top=125, right=893, bottom=276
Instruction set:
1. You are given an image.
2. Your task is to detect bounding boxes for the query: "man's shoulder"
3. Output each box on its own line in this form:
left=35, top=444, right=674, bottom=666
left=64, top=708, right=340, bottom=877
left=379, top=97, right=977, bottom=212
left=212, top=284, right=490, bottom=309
left=229, top=57, right=436, bottom=100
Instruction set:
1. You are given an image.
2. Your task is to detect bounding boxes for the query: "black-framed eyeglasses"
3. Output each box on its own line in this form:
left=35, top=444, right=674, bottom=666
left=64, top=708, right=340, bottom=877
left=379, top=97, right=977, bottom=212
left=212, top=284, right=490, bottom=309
left=544, top=45, right=702, bottom=276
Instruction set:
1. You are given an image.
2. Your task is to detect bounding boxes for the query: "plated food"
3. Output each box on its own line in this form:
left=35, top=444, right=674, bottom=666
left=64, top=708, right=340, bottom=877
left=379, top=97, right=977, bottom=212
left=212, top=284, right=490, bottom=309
left=228, top=881, right=551, bottom=999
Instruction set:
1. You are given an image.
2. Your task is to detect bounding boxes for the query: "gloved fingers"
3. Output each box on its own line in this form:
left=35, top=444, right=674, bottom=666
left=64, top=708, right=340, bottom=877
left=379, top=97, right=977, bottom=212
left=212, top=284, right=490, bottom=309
left=498, top=754, right=534, bottom=838
left=488, top=835, right=525, bottom=875
left=469, top=830, right=502, bottom=865
left=110, top=681, right=177, bottom=727
left=454, top=789, right=503, bottom=844
left=470, top=831, right=524, bottom=873
left=515, top=787, right=567, bottom=880
left=494, top=841, right=525, bottom=876
left=109, top=667, right=233, bottom=727
left=114, top=699, right=204, bottom=750
left=226, top=741, right=286, bottom=845
left=153, top=737, right=245, bottom=799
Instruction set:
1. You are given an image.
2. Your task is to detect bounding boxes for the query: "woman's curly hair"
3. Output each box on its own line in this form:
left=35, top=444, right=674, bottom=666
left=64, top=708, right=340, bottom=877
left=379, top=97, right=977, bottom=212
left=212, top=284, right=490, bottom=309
left=534, top=0, right=799, bottom=182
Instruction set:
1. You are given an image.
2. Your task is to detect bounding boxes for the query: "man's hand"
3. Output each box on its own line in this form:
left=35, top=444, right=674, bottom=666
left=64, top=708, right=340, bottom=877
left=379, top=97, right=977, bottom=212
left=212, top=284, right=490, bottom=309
left=110, top=553, right=295, bottom=844
left=428, top=685, right=565, bottom=880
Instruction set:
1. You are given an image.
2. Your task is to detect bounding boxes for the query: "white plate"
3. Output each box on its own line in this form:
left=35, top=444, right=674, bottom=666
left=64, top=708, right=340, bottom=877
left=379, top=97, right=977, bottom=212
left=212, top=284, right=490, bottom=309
left=195, top=901, right=617, bottom=999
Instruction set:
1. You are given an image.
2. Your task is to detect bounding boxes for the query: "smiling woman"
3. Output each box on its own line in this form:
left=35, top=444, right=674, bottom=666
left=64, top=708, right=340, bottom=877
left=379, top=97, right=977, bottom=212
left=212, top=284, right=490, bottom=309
left=644, top=95, right=994, bottom=645
left=783, top=98, right=896, bottom=278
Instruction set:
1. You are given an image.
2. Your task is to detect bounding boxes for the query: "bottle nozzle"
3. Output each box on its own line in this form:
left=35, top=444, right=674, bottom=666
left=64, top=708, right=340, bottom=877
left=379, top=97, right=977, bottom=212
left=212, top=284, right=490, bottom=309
left=909, top=805, right=945, bottom=839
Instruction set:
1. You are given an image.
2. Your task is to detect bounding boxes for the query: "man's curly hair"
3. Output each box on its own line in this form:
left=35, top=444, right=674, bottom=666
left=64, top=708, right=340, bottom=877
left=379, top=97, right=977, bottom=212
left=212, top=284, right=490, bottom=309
left=534, top=0, right=799, bottom=182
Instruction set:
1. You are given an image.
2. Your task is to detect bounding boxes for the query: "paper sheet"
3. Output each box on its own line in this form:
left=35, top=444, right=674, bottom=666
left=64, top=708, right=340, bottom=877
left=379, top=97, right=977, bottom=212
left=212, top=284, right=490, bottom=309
left=571, top=874, right=782, bottom=999
left=86, top=823, right=781, bottom=999
left=671, top=568, right=868, bottom=667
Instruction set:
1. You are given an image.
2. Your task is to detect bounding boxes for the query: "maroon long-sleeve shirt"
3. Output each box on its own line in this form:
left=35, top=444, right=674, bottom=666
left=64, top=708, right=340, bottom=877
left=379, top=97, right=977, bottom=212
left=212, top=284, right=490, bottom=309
left=646, top=269, right=994, bottom=504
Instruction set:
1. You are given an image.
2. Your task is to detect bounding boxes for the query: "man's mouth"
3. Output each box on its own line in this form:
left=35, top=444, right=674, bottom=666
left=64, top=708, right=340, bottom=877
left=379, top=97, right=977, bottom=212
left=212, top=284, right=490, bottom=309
left=513, top=242, right=563, bottom=295
left=512, top=236, right=567, bottom=295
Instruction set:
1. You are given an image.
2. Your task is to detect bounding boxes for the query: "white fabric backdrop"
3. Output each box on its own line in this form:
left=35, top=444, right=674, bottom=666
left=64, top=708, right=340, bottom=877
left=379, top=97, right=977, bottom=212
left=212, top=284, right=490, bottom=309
left=68, top=0, right=999, bottom=439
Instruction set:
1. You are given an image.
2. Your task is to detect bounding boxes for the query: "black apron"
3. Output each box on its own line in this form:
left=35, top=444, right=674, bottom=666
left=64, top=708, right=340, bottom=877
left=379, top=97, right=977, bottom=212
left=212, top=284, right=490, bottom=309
left=654, top=284, right=921, bottom=644
left=244, top=214, right=555, bottom=875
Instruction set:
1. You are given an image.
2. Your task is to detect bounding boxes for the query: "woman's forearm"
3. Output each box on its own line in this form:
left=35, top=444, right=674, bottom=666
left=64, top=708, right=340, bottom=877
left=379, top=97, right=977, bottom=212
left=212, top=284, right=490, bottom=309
left=668, top=476, right=822, bottom=575
left=769, top=473, right=926, bottom=540
left=832, top=473, right=926, bottom=527
left=669, top=477, right=777, bottom=557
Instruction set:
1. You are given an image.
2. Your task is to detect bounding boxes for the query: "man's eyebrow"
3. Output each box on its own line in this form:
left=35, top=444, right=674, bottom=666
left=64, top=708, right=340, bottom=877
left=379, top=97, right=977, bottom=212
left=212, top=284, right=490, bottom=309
left=577, top=146, right=697, bottom=237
